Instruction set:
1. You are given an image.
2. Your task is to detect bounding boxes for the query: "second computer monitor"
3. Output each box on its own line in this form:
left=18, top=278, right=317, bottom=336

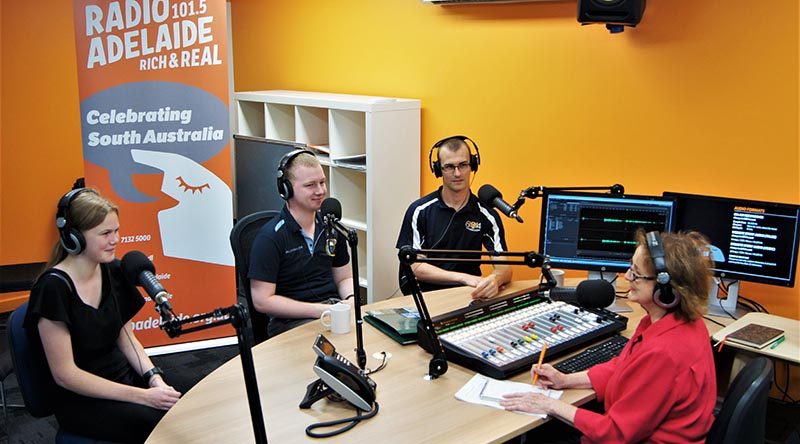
left=539, top=192, right=677, bottom=274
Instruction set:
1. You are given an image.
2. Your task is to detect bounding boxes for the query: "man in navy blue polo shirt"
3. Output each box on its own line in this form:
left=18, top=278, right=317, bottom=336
left=396, top=136, right=512, bottom=300
left=249, top=150, right=354, bottom=337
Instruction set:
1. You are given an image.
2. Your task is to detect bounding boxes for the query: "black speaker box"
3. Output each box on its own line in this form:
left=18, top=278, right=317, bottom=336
left=578, top=0, right=646, bottom=27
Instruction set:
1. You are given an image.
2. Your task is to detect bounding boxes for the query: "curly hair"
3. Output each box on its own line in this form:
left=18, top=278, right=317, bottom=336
left=635, top=230, right=715, bottom=321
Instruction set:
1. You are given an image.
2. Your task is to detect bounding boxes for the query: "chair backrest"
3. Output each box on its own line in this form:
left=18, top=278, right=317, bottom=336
left=706, top=356, right=773, bottom=444
left=8, top=302, right=59, bottom=418
left=230, top=210, right=280, bottom=345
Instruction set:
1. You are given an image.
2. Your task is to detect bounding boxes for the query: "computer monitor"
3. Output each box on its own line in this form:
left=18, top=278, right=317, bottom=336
left=664, top=191, right=800, bottom=315
left=539, top=192, right=677, bottom=276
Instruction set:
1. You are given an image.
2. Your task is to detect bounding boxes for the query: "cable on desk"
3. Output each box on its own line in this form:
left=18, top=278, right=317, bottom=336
left=715, top=297, right=737, bottom=320
left=736, top=298, right=758, bottom=314
left=364, top=352, right=389, bottom=375
left=703, top=315, right=727, bottom=328
left=305, top=402, right=380, bottom=438
left=739, top=294, right=768, bottom=313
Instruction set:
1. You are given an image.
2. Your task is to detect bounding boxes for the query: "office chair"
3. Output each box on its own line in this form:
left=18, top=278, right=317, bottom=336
left=8, top=303, right=111, bottom=443
left=230, top=210, right=280, bottom=345
left=706, top=356, right=773, bottom=444
left=1, top=341, right=25, bottom=423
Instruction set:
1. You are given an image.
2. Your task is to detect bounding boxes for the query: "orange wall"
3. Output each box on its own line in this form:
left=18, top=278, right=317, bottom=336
left=1, top=1, right=84, bottom=266
left=229, top=0, right=799, bottom=318
left=1, top=1, right=798, bottom=318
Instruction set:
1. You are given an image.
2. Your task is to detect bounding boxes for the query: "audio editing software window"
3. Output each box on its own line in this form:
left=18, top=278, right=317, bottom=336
left=665, top=192, right=800, bottom=286
left=539, top=192, right=676, bottom=273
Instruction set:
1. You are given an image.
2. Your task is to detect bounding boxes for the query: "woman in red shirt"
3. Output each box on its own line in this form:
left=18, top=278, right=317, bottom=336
left=501, top=230, right=717, bottom=443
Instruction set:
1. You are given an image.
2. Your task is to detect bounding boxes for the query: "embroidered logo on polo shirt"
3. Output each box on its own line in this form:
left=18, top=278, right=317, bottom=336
left=465, top=220, right=481, bottom=232
left=285, top=245, right=304, bottom=254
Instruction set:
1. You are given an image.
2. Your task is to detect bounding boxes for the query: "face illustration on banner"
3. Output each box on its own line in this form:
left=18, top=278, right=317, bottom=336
left=131, top=149, right=234, bottom=266
left=81, top=81, right=229, bottom=203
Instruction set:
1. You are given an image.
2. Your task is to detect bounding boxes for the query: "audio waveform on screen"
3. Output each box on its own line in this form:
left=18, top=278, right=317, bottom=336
left=576, top=207, right=670, bottom=255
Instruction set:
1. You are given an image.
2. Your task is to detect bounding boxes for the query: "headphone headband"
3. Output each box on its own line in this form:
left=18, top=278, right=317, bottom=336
left=428, top=135, right=481, bottom=178
left=276, top=148, right=317, bottom=200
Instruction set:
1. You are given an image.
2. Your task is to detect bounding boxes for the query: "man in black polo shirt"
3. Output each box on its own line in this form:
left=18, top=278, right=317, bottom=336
left=249, top=150, right=354, bottom=337
left=396, top=136, right=512, bottom=300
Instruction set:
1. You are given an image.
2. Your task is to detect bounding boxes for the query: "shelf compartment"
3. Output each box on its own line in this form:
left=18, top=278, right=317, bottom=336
left=295, top=106, right=328, bottom=146
left=320, top=164, right=332, bottom=192
left=265, top=103, right=295, bottom=141
left=329, top=109, right=366, bottom=159
left=236, top=101, right=265, bottom=137
left=356, top=229, right=368, bottom=289
left=330, top=168, right=366, bottom=226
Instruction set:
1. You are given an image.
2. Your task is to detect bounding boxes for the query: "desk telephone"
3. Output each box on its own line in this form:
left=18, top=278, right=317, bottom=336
left=299, top=334, right=376, bottom=411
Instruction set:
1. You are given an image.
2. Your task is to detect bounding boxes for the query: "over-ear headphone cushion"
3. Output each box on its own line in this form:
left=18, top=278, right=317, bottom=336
left=56, top=188, right=90, bottom=254
left=654, top=285, right=679, bottom=308
left=276, top=169, right=292, bottom=200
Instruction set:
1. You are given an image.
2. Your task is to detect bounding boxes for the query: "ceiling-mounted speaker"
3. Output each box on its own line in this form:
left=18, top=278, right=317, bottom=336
left=578, top=0, right=646, bottom=31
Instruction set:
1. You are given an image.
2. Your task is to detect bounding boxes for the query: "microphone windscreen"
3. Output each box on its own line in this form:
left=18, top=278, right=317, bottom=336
left=477, top=184, right=501, bottom=206
left=575, top=279, right=616, bottom=308
left=121, top=250, right=155, bottom=283
left=321, top=197, right=342, bottom=220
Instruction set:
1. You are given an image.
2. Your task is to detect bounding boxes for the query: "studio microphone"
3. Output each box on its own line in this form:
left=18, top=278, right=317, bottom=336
left=320, top=197, right=342, bottom=256
left=549, top=279, right=615, bottom=309
left=478, top=184, right=523, bottom=223
left=121, top=251, right=173, bottom=315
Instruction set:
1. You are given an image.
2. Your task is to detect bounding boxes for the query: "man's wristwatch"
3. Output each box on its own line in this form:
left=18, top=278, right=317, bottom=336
left=142, top=366, right=164, bottom=383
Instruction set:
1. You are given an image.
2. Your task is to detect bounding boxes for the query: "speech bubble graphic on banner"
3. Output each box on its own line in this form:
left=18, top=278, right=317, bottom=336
left=81, top=81, right=229, bottom=202
left=131, top=149, right=234, bottom=266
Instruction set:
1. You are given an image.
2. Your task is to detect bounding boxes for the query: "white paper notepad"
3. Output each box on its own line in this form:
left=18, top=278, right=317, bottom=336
left=455, top=374, right=562, bottom=418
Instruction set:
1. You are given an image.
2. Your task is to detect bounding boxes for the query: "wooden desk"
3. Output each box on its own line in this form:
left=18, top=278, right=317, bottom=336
left=712, top=313, right=800, bottom=365
left=146, top=281, right=724, bottom=444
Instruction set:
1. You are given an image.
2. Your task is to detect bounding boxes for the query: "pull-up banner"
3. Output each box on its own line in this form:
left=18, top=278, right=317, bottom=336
left=72, top=0, right=235, bottom=348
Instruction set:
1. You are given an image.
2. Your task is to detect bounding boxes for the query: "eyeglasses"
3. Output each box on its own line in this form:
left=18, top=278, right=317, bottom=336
left=625, top=267, right=656, bottom=283
left=441, top=161, right=471, bottom=174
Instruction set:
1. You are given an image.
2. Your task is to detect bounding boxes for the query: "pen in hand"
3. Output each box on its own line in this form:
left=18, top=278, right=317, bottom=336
left=532, top=341, right=548, bottom=386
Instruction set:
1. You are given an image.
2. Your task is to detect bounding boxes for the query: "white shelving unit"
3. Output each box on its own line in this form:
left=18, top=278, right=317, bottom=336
left=234, top=90, right=421, bottom=302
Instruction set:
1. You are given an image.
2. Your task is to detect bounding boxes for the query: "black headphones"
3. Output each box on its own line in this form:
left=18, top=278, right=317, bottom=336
left=428, top=135, right=481, bottom=178
left=276, top=148, right=316, bottom=200
left=645, top=231, right=680, bottom=310
left=55, top=188, right=95, bottom=255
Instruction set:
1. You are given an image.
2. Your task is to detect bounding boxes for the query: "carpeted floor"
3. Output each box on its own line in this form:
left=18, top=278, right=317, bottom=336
left=0, top=318, right=239, bottom=444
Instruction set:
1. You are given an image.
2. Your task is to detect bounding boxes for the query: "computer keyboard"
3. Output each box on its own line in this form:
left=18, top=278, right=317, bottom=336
left=552, top=335, right=629, bottom=374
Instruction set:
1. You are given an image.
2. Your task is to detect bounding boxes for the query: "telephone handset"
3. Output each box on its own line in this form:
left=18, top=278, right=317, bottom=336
left=303, top=334, right=376, bottom=411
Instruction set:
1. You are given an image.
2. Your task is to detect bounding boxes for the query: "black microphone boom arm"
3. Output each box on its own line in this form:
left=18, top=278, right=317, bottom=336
left=159, top=305, right=268, bottom=444
left=511, top=183, right=625, bottom=212
left=328, top=219, right=368, bottom=371
left=396, top=246, right=558, bottom=379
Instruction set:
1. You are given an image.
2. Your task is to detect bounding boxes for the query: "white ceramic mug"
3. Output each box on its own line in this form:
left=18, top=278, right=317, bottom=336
left=550, top=269, right=566, bottom=287
left=320, top=303, right=351, bottom=334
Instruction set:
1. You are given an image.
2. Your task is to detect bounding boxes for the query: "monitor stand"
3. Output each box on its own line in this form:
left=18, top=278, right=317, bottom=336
left=587, top=271, right=632, bottom=313
left=706, top=279, right=747, bottom=318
